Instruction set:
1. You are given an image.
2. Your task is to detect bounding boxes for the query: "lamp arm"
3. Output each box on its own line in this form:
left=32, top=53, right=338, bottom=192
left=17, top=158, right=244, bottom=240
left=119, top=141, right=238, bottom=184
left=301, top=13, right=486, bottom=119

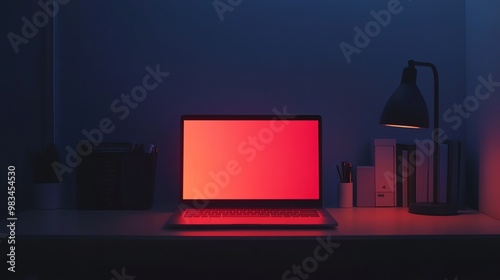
left=408, top=60, right=440, bottom=203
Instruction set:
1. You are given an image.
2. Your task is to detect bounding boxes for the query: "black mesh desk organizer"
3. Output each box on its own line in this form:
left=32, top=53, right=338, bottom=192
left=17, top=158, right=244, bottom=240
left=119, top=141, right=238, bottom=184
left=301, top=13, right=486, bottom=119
left=77, top=143, right=157, bottom=210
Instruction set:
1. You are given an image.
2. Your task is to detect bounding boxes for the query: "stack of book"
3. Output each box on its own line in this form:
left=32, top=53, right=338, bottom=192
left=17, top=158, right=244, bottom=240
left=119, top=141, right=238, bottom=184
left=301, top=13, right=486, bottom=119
left=356, top=139, right=465, bottom=209
left=395, top=140, right=464, bottom=208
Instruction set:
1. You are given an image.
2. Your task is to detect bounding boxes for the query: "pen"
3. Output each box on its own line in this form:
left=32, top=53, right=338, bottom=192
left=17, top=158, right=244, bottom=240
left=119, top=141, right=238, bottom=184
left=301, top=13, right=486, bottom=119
left=336, top=165, right=343, bottom=182
left=342, top=161, right=347, bottom=183
left=348, top=162, right=353, bottom=183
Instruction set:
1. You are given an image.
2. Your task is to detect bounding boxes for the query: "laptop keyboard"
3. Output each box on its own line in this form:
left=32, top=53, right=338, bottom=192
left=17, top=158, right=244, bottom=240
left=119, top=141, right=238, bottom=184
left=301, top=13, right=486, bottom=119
left=184, top=208, right=320, bottom=217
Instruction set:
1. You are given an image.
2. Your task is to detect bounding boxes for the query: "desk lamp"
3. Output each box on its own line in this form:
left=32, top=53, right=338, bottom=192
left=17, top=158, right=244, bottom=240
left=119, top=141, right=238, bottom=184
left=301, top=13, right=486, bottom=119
left=379, top=60, right=457, bottom=215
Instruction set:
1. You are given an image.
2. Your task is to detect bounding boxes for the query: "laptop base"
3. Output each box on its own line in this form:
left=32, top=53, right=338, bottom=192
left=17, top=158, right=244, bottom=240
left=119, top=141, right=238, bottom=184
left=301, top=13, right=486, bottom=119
left=166, top=208, right=338, bottom=228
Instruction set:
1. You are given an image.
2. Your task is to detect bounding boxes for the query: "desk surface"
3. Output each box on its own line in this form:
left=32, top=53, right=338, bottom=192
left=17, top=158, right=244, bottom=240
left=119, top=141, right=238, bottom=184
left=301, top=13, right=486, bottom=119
left=6, top=207, right=500, bottom=239
left=5, top=208, right=500, bottom=280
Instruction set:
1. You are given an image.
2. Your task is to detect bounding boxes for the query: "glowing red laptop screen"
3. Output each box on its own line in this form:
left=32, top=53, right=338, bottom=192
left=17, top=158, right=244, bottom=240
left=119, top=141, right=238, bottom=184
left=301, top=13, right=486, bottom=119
left=182, top=118, right=320, bottom=200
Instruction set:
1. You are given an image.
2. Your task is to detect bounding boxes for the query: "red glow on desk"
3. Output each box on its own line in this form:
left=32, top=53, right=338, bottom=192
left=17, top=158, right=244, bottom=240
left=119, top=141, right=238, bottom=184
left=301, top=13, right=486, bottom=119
left=13, top=208, right=500, bottom=238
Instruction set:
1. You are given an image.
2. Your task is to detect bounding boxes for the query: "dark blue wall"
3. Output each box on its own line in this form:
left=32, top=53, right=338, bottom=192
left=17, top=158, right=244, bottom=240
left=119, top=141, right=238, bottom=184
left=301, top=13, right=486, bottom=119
left=2, top=1, right=56, bottom=218
left=4, top=0, right=468, bottom=210
left=54, top=0, right=466, bottom=207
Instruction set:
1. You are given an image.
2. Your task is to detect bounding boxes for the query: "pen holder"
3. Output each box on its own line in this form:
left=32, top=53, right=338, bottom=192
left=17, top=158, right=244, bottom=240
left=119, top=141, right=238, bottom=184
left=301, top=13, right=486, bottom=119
left=339, top=182, right=353, bottom=208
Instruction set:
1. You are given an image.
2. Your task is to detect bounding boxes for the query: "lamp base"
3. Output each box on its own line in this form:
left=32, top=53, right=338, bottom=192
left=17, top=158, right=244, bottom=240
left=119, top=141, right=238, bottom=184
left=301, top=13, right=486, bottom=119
left=409, top=202, right=457, bottom=216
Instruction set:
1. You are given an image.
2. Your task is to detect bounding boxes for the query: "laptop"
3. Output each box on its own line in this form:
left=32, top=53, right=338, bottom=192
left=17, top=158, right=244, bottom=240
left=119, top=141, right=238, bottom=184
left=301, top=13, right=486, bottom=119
left=166, top=115, right=338, bottom=228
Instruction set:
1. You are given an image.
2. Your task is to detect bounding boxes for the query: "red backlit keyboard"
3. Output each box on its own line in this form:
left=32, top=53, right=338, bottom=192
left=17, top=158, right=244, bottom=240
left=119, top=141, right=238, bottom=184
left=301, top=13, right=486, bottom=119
left=184, top=208, right=320, bottom=218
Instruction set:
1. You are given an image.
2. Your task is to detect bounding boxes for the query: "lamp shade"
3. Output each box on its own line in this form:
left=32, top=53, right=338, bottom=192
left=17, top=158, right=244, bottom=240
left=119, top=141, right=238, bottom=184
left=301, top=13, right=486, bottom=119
left=379, top=66, right=429, bottom=128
